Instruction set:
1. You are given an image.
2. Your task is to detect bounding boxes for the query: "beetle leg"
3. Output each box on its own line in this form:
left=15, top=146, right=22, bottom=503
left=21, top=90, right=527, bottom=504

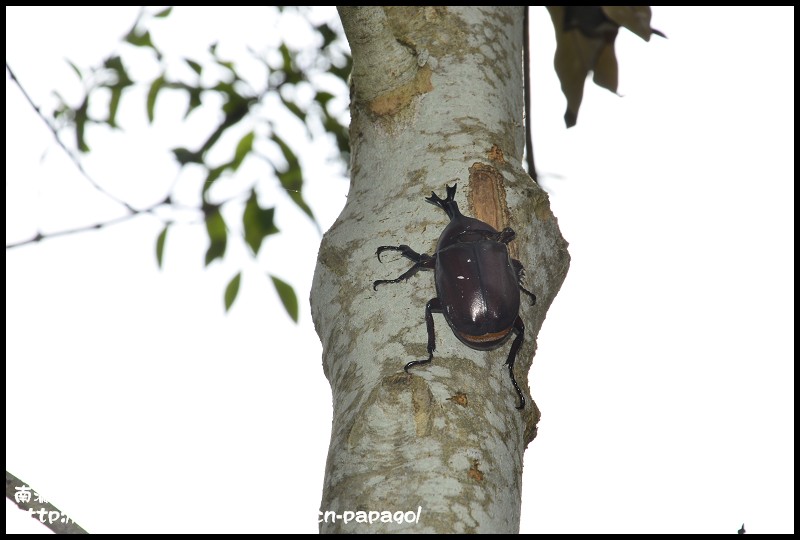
left=512, top=259, right=537, bottom=304
left=496, top=227, right=516, bottom=244
left=506, top=316, right=527, bottom=410
left=376, top=245, right=425, bottom=263
left=404, top=298, right=442, bottom=372
left=373, top=245, right=436, bottom=290
left=519, top=285, right=536, bottom=303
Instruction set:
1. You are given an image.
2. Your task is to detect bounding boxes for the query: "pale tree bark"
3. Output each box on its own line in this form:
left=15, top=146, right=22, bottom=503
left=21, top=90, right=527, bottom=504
left=312, top=6, right=569, bottom=533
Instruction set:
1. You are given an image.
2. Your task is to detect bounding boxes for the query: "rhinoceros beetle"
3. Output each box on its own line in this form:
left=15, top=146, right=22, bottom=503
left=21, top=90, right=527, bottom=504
left=372, top=183, right=536, bottom=409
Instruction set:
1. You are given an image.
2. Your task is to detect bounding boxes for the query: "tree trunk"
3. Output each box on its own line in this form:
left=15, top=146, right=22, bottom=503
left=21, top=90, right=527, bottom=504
left=312, top=6, right=569, bottom=533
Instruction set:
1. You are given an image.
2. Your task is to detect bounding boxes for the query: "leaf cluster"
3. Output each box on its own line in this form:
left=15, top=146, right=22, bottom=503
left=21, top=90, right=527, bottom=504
left=50, top=6, right=352, bottom=318
left=28, top=6, right=663, bottom=318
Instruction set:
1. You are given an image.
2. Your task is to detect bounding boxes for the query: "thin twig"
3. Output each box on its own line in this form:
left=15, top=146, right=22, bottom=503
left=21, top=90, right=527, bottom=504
left=6, top=204, right=164, bottom=249
left=6, top=61, right=137, bottom=213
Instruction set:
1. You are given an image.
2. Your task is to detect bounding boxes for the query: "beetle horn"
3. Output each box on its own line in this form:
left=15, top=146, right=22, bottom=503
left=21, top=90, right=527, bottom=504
left=426, top=183, right=461, bottom=219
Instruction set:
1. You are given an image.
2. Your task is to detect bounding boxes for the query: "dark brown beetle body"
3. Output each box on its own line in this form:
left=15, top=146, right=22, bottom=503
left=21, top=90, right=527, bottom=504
left=373, top=184, right=535, bottom=409
left=435, top=215, right=521, bottom=349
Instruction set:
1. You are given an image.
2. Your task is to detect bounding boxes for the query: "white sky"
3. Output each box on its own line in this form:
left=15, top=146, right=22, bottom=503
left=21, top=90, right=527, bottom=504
left=6, top=6, right=794, bottom=534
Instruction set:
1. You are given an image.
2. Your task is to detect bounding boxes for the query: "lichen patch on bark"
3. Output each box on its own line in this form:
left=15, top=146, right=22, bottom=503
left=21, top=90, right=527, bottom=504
left=487, top=144, right=505, bottom=164
left=467, top=459, right=484, bottom=482
left=369, top=65, right=433, bottom=116
left=447, top=392, right=469, bottom=407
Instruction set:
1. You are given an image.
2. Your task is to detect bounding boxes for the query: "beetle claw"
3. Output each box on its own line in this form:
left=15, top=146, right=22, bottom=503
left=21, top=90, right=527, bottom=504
left=404, top=353, right=432, bottom=373
left=375, top=246, right=392, bottom=262
left=508, top=363, right=526, bottom=410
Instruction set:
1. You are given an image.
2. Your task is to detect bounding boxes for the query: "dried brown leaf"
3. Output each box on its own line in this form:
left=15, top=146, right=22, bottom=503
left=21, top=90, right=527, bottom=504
left=548, top=6, right=613, bottom=126
left=547, top=5, right=663, bottom=127
left=592, top=39, right=618, bottom=93
left=602, top=6, right=666, bottom=41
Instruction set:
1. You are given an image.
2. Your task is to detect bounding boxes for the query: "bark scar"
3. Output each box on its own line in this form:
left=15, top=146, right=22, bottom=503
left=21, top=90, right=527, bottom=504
left=467, top=162, right=519, bottom=260
left=467, top=162, right=509, bottom=232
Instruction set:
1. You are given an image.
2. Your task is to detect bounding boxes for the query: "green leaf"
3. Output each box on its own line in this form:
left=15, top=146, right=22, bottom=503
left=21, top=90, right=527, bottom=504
left=154, top=6, right=173, bottom=18
left=202, top=165, right=226, bottom=195
left=225, top=98, right=253, bottom=126
left=156, top=225, right=168, bottom=268
left=172, top=147, right=203, bottom=165
left=329, top=56, right=352, bottom=82
left=279, top=43, right=293, bottom=71
left=100, top=55, right=133, bottom=128
left=216, top=59, right=237, bottom=75
left=278, top=43, right=303, bottom=85
left=65, top=59, right=83, bottom=80
left=204, top=207, right=227, bottom=266
left=323, top=115, right=350, bottom=156
left=315, top=91, right=334, bottom=108
left=185, top=87, right=203, bottom=118
left=281, top=96, right=306, bottom=122
left=271, top=275, right=298, bottom=323
left=75, top=97, right=90, bottom=152
left=316, top=23, right=338, bottom=50
left=286, top=189, right=315, bottom=222
left=124, top=28, right=154, bottom=49
left=243, top=190, right=279, bottom=255
left=231, top=131, right=255, bottom=171
left=108, top=86, right=123, bottom=128
left=219, top=89, right=249, bottom=119
left=277, top=166, right=302, bottom=192
left=147, top=74, right=166, bottom=124
left=103, top=56, right=131, bottom=83
left=272, top=134, right=315, bottom=221
left=185, top=58, right=203, bottom=76
left=213, top=79, right=235, bottom=98
left=224, top=272, right=241, bottom=311
left=271, top=133, right=299, bottom=170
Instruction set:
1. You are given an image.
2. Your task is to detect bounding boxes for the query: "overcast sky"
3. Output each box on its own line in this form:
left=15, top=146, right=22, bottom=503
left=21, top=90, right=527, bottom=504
left=6, top=6, right=794, bottom=534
